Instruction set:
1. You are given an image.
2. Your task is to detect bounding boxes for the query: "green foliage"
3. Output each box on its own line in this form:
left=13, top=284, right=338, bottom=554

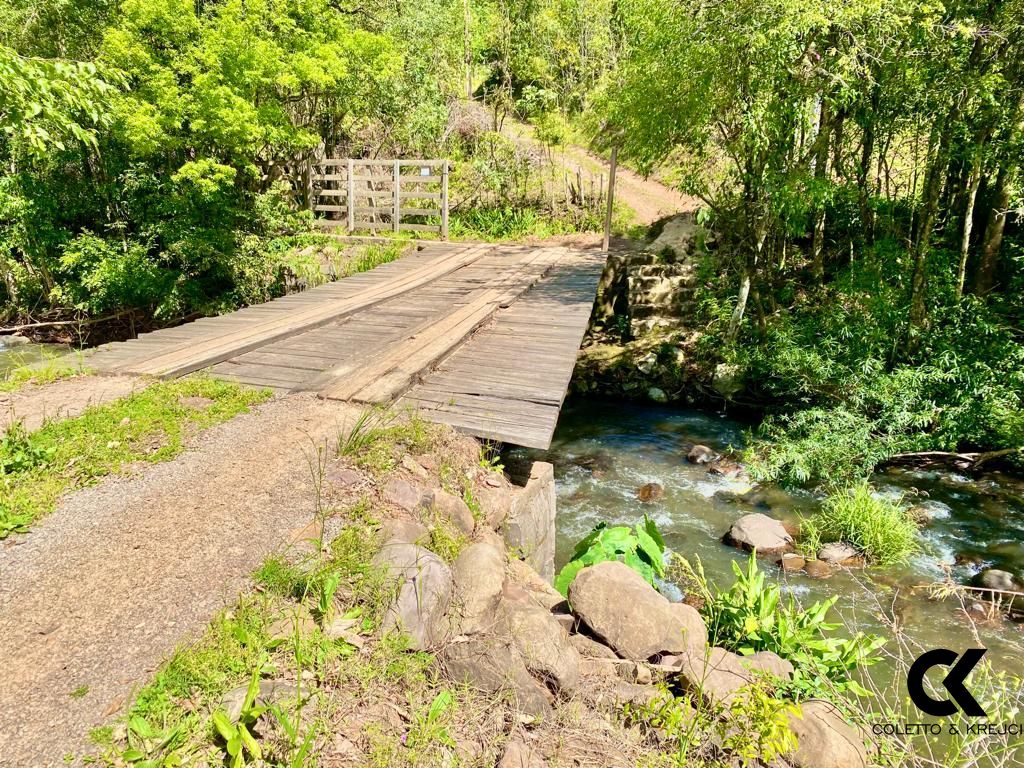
left=449, top=204, right=600, bottom=241
left=211, top=670, right=269, bottom=768
left=678, top=553, right=884, bottom=700
left=0, top=377, right=269, bottom=537
left=0, top=420, right=54, bottom=474
left=555, top=516, right=665, bottom=596
left=800, top=484, right=920, bottom=567
left=337, top=407, right=438, bottom=475
left=0, top=44, right=118, bottom=153
left=623, top=682, right=798, bottom=767
left=728, top=250, right=1024, bottom=486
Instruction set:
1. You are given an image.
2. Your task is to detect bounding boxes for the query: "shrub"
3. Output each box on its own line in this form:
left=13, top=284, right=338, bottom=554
left=676, top=553, right=884, bottom=700
left=555, top=517, right=665, bottom=596
left=800, top=484, right=920, bottom=567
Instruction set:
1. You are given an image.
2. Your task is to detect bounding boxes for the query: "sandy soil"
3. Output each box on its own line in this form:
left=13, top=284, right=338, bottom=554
left=557, top=143, right=700, bottom=225
left=1, top=375, right=143, bottom=433
left=0, top=394, right=361, bottom=767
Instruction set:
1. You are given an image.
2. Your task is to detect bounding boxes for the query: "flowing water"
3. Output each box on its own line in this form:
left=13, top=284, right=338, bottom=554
left=509, top=398, right=1024, bottom=689
left=0, top=338, right=68, bottom=376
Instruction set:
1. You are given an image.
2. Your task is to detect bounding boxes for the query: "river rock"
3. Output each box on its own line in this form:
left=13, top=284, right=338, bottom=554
left=908, top=500, right=952, bottom=523
left=687, top=444, right=719, bottom=464
left=476, top=482, right=512, bottom=528
left=676, top=647, right=754, bottom=708
left=740, top=650, right=794, bottom=681
left=503, top=597, right=581, bottom=696
left=497, top=738, right=547, bottom=768
left=267, top=604, right=317, bottom=641
left=818, top=542, right=861, bottom=565
left=570, top=633, right=619, bottom=660
left=433, top=488, right=475, bottom=535
left=666, top=601, right=708, bottom=651
left=779, top=553, right=806, bottom=573
left=568, top=561, right=706, bottom=660
left=723, top=513, right=793, bottom=555
left=220, top=679, right=302, bottom=722
left=647, top=386, right=668, bottom=403
left=2, top=334, right=29, bottom=347
left=506, top=557, right=564, bottom=611
left=373, top=542, right=452, bottom=650
left=326, top=465, right=364, bottom=487
left=787, top=700, right=869, bottom=768
left=804, top=560, right=833, bottom=579
left=712, top=362, right=744, bottom=400
left=451, top=543, right=505, bottom=635
left=442, top=635, right=552, bottom=719
left=383, top=477, right=434, bottom=513
left=503, top=462, right=557, bottom=582
left=380, top=518, right=428, bottom=545
left=973, top=568, right=1022, bottom=592
left=636, top=482, right=664, bottom=503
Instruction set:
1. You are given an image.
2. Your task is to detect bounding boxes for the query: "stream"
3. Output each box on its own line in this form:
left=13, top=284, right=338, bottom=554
left=509, top=398, right=1024, bottom=695
left=0, top=337, right=68, bottom=376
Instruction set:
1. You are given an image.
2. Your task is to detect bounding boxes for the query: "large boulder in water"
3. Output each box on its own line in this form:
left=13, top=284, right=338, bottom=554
left=568, top=561, right=706, bottom=660
left=723, top=513, right=793, bottom=555
left=973, top=568, right=1022, bottom=592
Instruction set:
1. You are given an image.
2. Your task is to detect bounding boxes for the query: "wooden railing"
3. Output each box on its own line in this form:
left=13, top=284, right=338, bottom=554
left=310, top=158, right=450, bottom=239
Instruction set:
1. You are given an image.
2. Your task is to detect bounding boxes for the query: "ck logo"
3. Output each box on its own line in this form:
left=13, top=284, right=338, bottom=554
left=907, top=648, right=988, bottom=717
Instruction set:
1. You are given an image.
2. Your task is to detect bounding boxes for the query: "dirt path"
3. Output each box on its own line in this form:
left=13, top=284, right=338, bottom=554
left=557, top=143, right=699, bottom=225
left=1, top=374, right=143, bottom=433
left=0, top=394, right=361, bottom=767
left=501, top=118, right=699, bottom=225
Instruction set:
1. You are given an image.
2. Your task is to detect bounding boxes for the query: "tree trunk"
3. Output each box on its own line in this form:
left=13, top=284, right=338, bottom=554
left=810, top=99, right=830, bottom=282
left=907, top=116, right=953, bottom=347
left=973, top=165, right=1012, bottom=295
left=956, top=151, right=983, bottom=300
left=857, top=84, right=880, bottom=246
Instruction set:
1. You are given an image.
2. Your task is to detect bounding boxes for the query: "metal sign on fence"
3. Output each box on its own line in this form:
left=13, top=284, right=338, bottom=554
left=310, top=158, right=450, bottom=239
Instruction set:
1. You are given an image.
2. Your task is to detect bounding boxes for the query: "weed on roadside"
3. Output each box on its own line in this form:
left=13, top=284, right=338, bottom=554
left=0, top=351, right=89, bottom=393
left=338, top=407, right=440, bottom=475
left=0, top=377, right=269, bottom=537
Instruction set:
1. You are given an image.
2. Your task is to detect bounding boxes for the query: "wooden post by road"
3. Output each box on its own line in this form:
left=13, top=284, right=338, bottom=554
left=602, top=145, right=618, bottom=252
left=393, top=160, right=401, bottom=233
left=441, top=160, right=450, bottom=240
left=346, top=158, right=355, bottom=233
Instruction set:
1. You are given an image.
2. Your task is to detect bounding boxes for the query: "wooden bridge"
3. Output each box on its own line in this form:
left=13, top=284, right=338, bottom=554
left=86, top=242, right=607, bottom=448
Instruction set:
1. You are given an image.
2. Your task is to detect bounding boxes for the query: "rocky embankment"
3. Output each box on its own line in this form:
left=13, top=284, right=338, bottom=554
left=574, top=214, right=741, bottom=405
left=367, top=434, right=871, bottom=767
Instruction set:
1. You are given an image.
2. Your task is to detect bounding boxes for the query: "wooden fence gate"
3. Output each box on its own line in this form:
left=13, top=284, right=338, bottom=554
left=310, top=158, right=450, bottom=239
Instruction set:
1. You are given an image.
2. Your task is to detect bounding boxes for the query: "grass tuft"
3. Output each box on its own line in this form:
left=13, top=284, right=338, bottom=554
left=800, top=483, right=920, bottom=566
left=0, top=352, right=89, bottom=393
left=0, top=377, right=270, bottom=537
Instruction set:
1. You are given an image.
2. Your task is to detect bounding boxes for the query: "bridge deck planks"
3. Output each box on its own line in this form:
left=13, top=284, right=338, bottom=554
left=87, top=241, right=608, bottom=448
left=400, top=251, right=606, bottom=448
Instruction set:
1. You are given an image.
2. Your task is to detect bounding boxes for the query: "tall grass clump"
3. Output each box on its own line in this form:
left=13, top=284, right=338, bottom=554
left=801, top=484, right=920, bottom=566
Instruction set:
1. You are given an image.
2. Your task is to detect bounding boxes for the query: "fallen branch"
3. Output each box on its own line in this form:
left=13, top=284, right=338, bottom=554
left=882, top=446, right=1023, bottom=471
left=0, top=311, right=130, bottom=334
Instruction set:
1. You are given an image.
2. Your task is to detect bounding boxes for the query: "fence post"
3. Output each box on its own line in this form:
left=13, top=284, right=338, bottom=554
left=393, top=160, right=401, bottom=233
left=441, top=160, right=450, bottom=240
left=346, top=158, right=355, bottom=233
left=603, top=145, right=618, bottom=252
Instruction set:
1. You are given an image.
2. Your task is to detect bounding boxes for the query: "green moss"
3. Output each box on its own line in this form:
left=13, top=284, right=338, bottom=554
left=0, top=377, right=270, bottom=537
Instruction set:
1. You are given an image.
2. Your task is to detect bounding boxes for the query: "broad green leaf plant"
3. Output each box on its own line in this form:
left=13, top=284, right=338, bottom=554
left=555, top=516, right=666, bottom=596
